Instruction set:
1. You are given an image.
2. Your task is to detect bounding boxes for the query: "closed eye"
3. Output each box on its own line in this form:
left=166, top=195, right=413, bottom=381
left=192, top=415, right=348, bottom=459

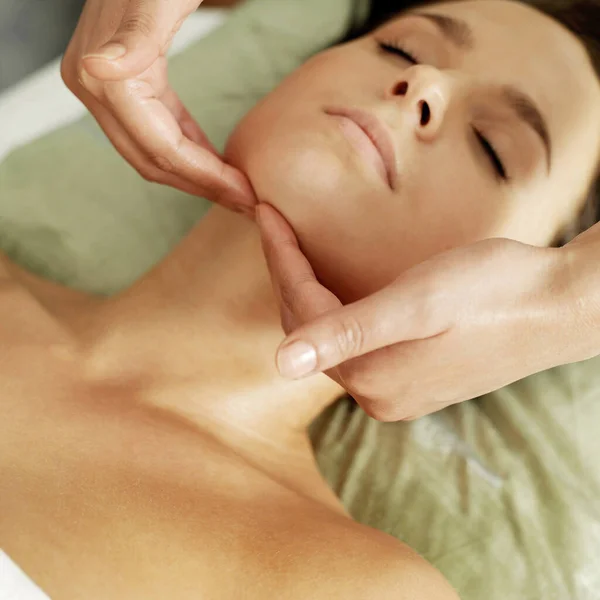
left=473, top=129, right=507, bottom=181
left=378, top=41, right=419, bottom=65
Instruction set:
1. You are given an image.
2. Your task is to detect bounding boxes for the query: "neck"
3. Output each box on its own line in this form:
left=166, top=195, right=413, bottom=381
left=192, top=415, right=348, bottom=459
left=83, top=207, right=343, bottom=452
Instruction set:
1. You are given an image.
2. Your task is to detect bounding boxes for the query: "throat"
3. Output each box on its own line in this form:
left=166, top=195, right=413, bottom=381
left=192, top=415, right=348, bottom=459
left=83, top=207, right=343, bottom=451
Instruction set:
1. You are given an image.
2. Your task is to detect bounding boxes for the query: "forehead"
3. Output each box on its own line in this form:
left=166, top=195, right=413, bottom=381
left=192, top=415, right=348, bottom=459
left=378, top=0, right=600, bottom=159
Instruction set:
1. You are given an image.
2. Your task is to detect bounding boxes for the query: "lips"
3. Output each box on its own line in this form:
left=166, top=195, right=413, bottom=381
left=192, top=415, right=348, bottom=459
left=325, top=106, right=397, bottom=189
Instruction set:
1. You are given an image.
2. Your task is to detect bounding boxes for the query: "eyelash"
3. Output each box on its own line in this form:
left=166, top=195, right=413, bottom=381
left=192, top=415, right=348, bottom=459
left=378, top=40, right=508, bottom=182
left=378, top=41, right=419, bottom=64
left=473, top=129, right=508, bottom=181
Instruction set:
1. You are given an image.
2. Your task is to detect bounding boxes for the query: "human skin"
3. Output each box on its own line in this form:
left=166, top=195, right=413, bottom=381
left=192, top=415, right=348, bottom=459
left=63, top=0, right=600, bottom=423
left=61, top=0, right=257, bottom=213
left=0, top=209, right=458, bottom=599
left=1, top=1, right=599, bottom=596
left=227, top=0, right=600, bottom=420
left=226, top=0, right=600, bottom=303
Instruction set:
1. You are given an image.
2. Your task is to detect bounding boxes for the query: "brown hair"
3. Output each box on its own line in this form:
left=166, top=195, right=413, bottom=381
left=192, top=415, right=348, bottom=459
left=362, top=0, right=600, bottom=245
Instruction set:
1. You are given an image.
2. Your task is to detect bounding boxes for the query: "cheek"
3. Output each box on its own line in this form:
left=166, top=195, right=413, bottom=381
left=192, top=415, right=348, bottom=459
left=227, top=108, right=393, bottom=302
left=399, top=144, right=521, bottom=250
left=225, top=56, right=347, bottom=201
left=226, top=47, right=538, bottom=301
left=225, top=52, right=384, bottom=237
left=227, top=109, right=357, bottom=222
left=225, top=43, right=377, bottom=179
left=303, top=166, right=516, bottom=302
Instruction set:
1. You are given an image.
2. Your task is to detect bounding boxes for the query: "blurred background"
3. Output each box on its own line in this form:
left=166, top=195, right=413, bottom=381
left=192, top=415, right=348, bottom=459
left=0, top=0, right=235, bottom=92
left=0, top=0, right=231, bottom=161
left=0, top=0, right=85, bottom=91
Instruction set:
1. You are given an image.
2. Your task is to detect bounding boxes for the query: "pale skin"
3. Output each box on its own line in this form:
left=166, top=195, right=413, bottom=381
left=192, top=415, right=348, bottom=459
left=61, top=0, right=257, bottom=214
left=0, top=209, right=458, bottom=599
left=1, top=1, right=599, bottom=597
left=65, top=0, right=600, bottom=421
left=235, top=0, right=600, bottom=419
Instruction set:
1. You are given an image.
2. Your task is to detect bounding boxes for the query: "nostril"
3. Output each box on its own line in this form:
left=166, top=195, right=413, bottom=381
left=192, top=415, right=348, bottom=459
left=393, top=81, right=409, bottom=96
left=419, top=101, right=431, bottom=126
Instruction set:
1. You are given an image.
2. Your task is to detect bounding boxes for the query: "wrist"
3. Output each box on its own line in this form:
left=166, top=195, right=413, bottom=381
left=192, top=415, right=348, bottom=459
left=556, top=238, right=600, bottom=362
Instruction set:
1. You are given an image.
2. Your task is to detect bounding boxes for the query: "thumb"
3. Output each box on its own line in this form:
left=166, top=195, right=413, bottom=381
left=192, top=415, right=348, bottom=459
left=275, top=273, right=452, bottom=379
left=83, top=0, right=198, bottom=80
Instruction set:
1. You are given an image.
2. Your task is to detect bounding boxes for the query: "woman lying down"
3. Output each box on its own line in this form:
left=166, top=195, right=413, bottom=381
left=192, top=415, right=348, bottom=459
left=1, top=0, right=599, bottom=597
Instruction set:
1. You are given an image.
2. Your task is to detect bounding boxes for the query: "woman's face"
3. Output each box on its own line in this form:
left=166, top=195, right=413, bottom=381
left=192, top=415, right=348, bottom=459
left=226, top=0, right=600, bottom=301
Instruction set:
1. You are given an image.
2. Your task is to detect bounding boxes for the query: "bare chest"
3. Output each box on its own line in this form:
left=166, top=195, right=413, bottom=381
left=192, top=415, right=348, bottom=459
left=0, top=393, right=351, bottom=599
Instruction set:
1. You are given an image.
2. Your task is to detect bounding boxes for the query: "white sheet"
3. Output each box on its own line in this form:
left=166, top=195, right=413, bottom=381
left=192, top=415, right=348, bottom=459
left=0, top=552, right=48, bottom=600
left=0, top=10, right=226, bottom=599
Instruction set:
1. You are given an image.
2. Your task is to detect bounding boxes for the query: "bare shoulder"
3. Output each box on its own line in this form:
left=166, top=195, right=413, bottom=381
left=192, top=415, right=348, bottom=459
left=345, top=529, right=460, bottom=600
left=293, top=514, right=460, bottom=600
left=361, top=545, right=461, bottom=600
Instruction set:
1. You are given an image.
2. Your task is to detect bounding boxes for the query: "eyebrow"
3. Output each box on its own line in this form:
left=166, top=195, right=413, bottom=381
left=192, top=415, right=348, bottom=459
left=410, top=11, right=552, bottom=171
left=410, top=12, right=475, bottom=50
left=501, top=86, right=552, bottom=172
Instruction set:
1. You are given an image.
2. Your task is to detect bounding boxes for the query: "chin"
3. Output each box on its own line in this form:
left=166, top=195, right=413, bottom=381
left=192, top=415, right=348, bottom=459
left=226, top=123, right=359, bottom=230
left=225, top=119, right=398, bottom=302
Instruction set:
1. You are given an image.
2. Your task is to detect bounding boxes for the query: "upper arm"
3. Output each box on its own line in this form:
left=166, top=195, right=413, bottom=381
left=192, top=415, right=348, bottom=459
left=338, top=527, right=461, bottom=600
left=371, top=556, right=461, bottom=600
left=304, top=524, right=461, bottom=600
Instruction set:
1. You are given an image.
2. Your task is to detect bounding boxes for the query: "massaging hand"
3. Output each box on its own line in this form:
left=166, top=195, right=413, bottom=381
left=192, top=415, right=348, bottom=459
left=61, top=0, right=256, bottom=214
left=259, top=204, right=600, bottom=422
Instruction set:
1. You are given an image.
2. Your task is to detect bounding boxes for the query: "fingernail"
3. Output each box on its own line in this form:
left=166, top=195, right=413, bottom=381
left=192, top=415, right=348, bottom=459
left=84, top=43, right=127, bottom=61
left=277, top=341, right=317, bottom=379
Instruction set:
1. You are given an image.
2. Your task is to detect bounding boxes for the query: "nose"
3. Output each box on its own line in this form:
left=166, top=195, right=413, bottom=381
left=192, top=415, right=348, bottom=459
left=388, top=65, right=451, bottom=142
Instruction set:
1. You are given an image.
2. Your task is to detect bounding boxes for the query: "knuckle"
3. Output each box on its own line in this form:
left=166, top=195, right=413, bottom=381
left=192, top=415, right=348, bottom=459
left=216, top=158, right=227, bottom=184
left=280, top=311, right=296, bottom=335
left=147, top=153, right=175, bottom=174
left=341, top=362, right=377, bottom=397
left=360, top=397, right=404, bottom=422
left=345, top=370, right=417, bottom=422
left=205, top=161, right=228, bottom=204
left=74, top=61, right=104, bottom=98
left=62, top=57, right=90, bottom=96
left=120, top=13, right=157, bottom=39
left=278, top=280, right=299, bottom=315
left=410, top=285, right=446, bottom=336
left=332, top=315, right=366, bottom=359
left=103, top=79, right=137, bottom=107
left=60, top=55, right=76, bottom=90
left=276, top=272, right=312, bottom=315
left=138, top=165, right=161, bottom=184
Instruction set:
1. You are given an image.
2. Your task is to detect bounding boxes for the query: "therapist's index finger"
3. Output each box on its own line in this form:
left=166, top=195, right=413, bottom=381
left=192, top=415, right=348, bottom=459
left=256, top=203, right=317, bottom=308
left=257, top=204, right=341, bottom=323
left=275, top=267, right=454, bottom=379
